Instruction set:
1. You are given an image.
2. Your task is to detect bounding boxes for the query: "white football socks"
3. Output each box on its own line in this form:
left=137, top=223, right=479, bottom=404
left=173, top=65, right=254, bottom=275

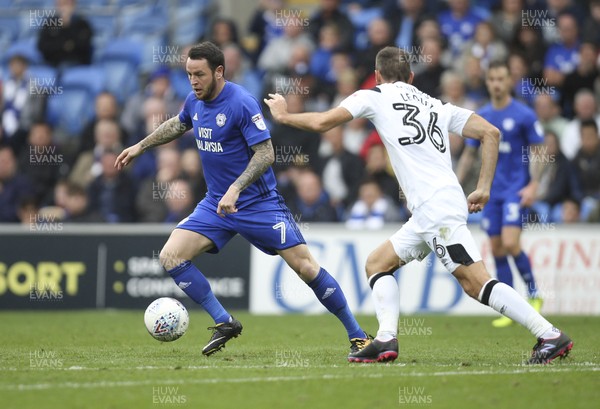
left=369, top=274, right=400, bottom=342
left=479, top=279, right=557, bottom=339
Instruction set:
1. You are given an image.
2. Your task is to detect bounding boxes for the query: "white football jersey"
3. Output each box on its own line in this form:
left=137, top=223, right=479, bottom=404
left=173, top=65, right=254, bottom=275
left=339, top=82, right=473, bottom=212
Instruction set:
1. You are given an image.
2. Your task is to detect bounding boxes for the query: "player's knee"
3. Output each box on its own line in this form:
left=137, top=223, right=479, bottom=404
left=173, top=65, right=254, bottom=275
left=502, top=240, right=521, bottom=256
left=365, top=253, right=394, bottom=278
left=295, top=258, right=319, bottom=282
left=159, top=247, right=184, bottom=271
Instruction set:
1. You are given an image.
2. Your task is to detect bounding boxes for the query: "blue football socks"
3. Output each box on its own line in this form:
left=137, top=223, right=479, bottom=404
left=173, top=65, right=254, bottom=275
left=308, top=268, right=365, bottom=340
left=514, top=251, right=539, bottom=298
left=167, top=260, right=231, bottom=324
left=494, top=256, right=513, bottom=288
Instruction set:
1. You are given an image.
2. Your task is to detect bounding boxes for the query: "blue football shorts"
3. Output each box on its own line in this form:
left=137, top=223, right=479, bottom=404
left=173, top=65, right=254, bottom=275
left=481, top=195, right=528, bottom=237
left=176, top=194, right=306, bottom=255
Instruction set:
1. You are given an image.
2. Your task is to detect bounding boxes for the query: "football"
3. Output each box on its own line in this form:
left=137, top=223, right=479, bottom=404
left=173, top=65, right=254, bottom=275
left=144, top=297, right=189, bottom=342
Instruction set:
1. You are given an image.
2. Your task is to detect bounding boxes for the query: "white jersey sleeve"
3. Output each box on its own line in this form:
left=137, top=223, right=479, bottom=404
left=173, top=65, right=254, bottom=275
left=444, top=103, right=474, bottom=136
left=339, top=90, right=376, bottom=120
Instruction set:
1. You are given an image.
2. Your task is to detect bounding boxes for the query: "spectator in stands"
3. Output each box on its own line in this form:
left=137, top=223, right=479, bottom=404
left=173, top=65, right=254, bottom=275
left=287, top=168, right=338, bottom=222
left=540, top=0, right=585, bottom=44
left=543, top=13, right=580, bottom=88
left=412, top=38, right=445, bottom=97
left=508, top=52, right=537, bottom=106
left=121, top=67, right=180, bottom=143
left=135, top=147, right=182, bottom=223
left=222, top=44, right=262, bottom=99
left=355, top=18, right=395, bottom=85
left=164, top=179, right=195, bottom=224
left=0, top=145, right=34, bottom=222
left=383, top=0, right=430, bottom=49
left=18, top=122, right=63, bottom=206
left=318, top=126, right=364, bottom=208
left=561, top=42, right=599, bottom=118
left=561, top=90, right=600, bottom=159
left=363, top=142, right=400, bottom=205
left=308, top=0, right=355, bottom=53
left=258, top=12, right=314, bottom=75
left=572, top=120, right=600, bottom=218
left=205, top=18, right=241, bottom=49
left=78, top=92, right=127, bottom=157
left=69, top=119, right=122, bottom=188
left=310, top=24, right=343, bottom=88
left=37, top=0, right=93, bottom=68
left=439, top=70, right=478, bottom=111
left=534, top=94, right=569, bottom=137
left=88, top=149, right=135, bottom=223
left=459, top=21, right=508, bottom=73
left=437, top=0, right=484, bottom=57
left=510, top=25, right=546, bottom=78
left=247, top=0, right=285, bottom=64
left=17, top=196, right=39, bottom=226
left=559, top=199, right=581, bottom=223
left=1, top=53, right=43, bottom=155
left=62, top=182, right=103, bottom=223
left=346, top=178, right=402, bottom=229
left=462, top=54, right=487, bottom=106
left=582, top=0, right=600, bottom=45
left=490, top=0, right=522, bottom=44
left=533, top=131, right=583, bottom=222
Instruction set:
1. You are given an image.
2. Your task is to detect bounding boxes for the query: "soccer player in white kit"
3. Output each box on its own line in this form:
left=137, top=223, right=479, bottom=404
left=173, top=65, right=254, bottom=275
left=265, top=46, right=573, bottom=364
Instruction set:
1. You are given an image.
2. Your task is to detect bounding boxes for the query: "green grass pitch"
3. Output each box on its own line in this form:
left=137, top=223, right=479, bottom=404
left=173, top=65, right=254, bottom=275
left=1, top=311, right=598, bottom=409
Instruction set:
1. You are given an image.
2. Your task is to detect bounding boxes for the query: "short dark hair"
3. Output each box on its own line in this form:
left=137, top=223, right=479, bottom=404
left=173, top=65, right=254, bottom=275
left=188, top=41, right=225, bottom=73
left=375, top=46, right=411, bottom=83
left=581, top=119, right=599, bottom=134
left=488, top=60, right=510, bottom=72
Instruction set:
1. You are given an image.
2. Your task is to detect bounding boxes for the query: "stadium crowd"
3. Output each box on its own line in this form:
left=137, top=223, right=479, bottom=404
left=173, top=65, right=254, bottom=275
left=0, top=0, right=599, bottom=225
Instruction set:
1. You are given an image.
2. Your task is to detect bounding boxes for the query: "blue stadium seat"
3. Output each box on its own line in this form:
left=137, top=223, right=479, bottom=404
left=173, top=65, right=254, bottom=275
left=2, top=38, right=43, bottom=65
left=46, top=65, right=105, bottom=137
left=118, top=4, right=168, bottom=73
left=171, top=1, right=211, bottom=46
left=170, top=68, right=191, bottom=100
left=97, top=39, right=142, bottom=104
left=0, top=13, right=22, bottom=55
left=87, top=13, right=117, bottom=62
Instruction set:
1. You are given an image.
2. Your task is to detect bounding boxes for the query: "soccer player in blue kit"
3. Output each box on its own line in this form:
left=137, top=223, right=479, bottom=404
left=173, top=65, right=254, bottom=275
left=457, top=60, right=544, bottom=328
left=115, top=42, right=369, bottom=357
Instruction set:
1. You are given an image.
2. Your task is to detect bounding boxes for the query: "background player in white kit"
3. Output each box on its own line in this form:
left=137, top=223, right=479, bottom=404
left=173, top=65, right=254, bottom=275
left=265, top=46, right=573, bottom=364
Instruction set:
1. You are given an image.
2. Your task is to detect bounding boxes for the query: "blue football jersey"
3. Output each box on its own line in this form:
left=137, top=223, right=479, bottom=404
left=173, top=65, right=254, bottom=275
left=466, top=99, right=544, bottom=197
left=178, top=81, right=278, bottom=207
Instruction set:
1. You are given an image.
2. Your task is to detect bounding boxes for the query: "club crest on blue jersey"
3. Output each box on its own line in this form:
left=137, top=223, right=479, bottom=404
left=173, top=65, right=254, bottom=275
left=216, top=113, right=226, bottom=127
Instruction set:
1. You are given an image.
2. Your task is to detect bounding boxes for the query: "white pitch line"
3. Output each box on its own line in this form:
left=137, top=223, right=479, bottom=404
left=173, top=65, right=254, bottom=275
left=1, top=367, right=599, bottom=391
left=0, top=362, right=599, bottom=372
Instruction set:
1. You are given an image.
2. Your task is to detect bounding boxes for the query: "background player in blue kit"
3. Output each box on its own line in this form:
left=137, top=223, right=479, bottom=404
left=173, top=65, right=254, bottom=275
left=115, top=42, right=369, bottom=358
left=457, top=60, right=545, bottom=328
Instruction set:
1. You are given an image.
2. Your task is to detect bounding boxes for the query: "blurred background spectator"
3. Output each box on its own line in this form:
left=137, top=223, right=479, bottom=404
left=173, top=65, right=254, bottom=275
left=345, top=178, right=402, bottom=230
left=0, top=0, right=597, bottom=227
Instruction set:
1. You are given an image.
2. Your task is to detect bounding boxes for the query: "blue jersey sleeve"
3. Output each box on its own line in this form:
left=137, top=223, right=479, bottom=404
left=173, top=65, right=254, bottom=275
left=178, top=93, right=194, bottom=128
left=239, top=94, right=270, bottom=147
left=523, top=109, right=544, bottom=145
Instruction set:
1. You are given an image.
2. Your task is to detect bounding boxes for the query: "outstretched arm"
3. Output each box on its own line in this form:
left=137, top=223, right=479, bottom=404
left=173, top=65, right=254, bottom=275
left=460, top=113, right=500, bottom=213
left=264, top=93, right=353, bottom=133
left=217, top=139, right=275, bottom=216
left=115, top=116, right=190, bottom=170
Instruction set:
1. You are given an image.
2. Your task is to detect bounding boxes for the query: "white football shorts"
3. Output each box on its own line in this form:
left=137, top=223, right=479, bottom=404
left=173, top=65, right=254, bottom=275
left=389, top=187, right=482, bottom=273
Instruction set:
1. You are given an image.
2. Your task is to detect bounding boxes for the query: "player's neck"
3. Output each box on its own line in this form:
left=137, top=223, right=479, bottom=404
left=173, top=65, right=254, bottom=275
left=491, top=95, right=511, bottom=109
left=207, top=80, right=226, bottom=102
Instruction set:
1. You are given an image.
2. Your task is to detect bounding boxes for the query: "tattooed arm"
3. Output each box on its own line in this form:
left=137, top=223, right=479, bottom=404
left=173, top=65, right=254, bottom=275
left=115, top=117, right=190, bottom=170
left=217, top=139, right=275, bottom=216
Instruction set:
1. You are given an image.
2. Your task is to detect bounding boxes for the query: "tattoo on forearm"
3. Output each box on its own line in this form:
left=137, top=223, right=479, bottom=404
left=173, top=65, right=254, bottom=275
left=140, top=117, right=189, bottom=151
left=233, top=139, right=274, bottom=191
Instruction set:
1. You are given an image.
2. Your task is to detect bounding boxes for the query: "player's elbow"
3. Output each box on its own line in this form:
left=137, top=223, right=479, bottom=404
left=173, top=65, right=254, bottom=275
left=484, top=126, right=500, bottom=147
